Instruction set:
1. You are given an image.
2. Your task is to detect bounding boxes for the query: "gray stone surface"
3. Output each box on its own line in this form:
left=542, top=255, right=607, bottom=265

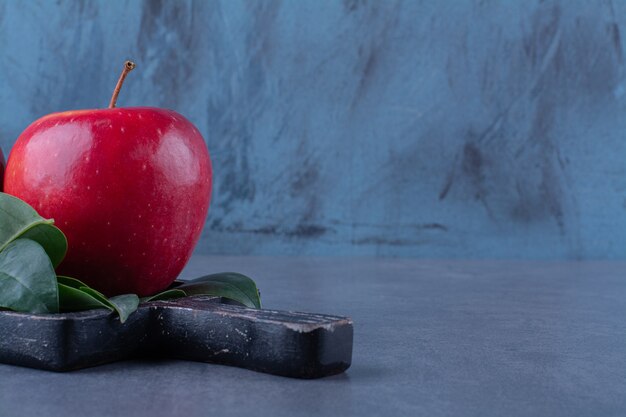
left=0, top=255, right=625, bottom=417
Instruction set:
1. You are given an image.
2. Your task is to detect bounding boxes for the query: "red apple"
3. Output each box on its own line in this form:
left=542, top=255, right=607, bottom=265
left=4, top=62, right=212, bottom=296
left=0, top=147, right=5, bottom=190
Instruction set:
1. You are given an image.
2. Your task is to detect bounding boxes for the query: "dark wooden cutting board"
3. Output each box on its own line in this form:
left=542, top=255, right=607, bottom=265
left=0, top=295, right=353, bottom=379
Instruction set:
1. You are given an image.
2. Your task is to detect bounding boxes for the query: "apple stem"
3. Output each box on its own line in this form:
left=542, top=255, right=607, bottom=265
left=109, top=61, right=136, bottom=109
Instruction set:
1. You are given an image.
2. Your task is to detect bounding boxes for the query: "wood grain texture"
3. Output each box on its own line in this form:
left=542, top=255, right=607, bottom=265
left=0, top=0, right=624, bottom=258
left=0, top=295, right=353, bottom=378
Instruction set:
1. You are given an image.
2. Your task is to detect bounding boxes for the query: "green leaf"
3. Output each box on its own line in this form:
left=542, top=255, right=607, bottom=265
left=57, top=275, right=113, bottom=311
left=57, top=275, right=139, bottom=323
left=141, top=288, right=187, bottom=302
left=0, top=239, right=59, bottom=313
left=176, top=272, right=261, bottom=309
left=58, top=283, right=109, bottom=312
left=0, top=193, right=67, bottom=267
left=77, top=286, right=114, bottom=305
left=57, top=277, right=112, bottom=308
left=78, top=286, right=139, bottom=323
left=107, top=294, right=140, bottom=323
left=57, top=275, right=90, bottom=289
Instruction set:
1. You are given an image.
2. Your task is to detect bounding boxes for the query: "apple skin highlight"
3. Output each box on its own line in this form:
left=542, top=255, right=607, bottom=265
left=4, top=107, right=212, bottom=296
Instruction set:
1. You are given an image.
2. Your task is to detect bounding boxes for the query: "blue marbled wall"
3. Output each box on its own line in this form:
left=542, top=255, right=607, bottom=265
left=0, top=0, right=624, bottom=259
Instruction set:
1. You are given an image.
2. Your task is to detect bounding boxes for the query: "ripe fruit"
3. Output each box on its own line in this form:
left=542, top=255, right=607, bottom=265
left=4, top=61, right=212, bottom=296
left=0, top=147, right=5, bottom=190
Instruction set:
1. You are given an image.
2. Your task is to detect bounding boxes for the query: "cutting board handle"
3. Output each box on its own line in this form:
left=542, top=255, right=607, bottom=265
left=150, top=296, right=353, bottom=378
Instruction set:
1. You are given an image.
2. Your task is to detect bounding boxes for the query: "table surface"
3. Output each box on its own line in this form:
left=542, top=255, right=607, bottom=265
left=1, top=256, right=625, bottom=417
